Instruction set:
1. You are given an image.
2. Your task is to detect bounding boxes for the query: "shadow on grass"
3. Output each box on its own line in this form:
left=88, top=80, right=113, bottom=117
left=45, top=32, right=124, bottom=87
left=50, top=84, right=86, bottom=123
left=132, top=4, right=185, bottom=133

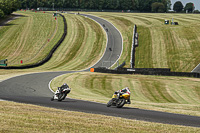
left=0, top=14, right=27, bottom=27
left=0, top=23, right=18, bottom=26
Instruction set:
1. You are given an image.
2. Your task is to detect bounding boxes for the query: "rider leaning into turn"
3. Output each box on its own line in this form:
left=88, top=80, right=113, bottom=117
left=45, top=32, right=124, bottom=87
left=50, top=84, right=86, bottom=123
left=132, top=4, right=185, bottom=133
left=54, top=83, right=70, bottom=99
left=58, top=83, right=69, bottom=92
left=116, top=87, right=131, bottom=104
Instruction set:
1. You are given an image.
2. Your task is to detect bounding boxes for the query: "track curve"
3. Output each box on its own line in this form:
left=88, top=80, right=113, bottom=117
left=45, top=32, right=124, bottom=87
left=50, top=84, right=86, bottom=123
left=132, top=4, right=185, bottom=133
left=0, top=14, right=200, bottom=128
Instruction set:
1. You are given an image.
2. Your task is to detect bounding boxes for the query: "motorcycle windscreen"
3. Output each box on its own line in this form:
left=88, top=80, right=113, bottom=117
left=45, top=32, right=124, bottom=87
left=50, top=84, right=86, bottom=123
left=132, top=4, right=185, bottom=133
left=112, top=94, right=118, bottom=98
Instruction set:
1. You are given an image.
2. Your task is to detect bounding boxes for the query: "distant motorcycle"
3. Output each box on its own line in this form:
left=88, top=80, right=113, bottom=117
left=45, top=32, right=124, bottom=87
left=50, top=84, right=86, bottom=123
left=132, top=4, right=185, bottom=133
left=107, top=92, right=130, bottom=108
left=51, top=87, right=71, bottom=101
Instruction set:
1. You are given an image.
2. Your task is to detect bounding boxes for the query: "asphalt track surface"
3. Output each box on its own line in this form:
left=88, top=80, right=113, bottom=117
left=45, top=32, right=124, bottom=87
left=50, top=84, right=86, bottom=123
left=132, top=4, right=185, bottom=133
left=192, top=63, right=200, bottom=73
left=0, top=14, right=200, bottom=128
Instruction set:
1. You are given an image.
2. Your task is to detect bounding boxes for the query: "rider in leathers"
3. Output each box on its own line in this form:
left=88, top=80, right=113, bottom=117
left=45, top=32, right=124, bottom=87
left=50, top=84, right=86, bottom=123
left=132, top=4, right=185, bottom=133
left=115, top=87, right=131, bottom=104
left=54, top=83, right=70, bottom=99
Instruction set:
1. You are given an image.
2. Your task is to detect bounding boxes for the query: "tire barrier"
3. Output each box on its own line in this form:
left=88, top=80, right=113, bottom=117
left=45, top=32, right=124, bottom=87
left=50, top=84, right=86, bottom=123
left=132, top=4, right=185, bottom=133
left=92, top=67, right=200, bottom=78
left=0, top=14, right=67, bottom=69
left=126, top=68, right=171, bottom=72
left=133, top=71, right=200, bottom=78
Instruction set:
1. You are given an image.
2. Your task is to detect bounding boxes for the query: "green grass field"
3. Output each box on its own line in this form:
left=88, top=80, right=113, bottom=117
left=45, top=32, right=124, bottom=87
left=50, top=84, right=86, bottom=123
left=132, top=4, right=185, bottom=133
left=51, top=72, right=200, bottom=117
left=1, top=101, right=199, bottom=133
left=0, top=11, right=62, bottom=66
left=83, top=12, right=200, bottom=72
left=0, top=11, right=200, bottom=131
left=1, top=12, right=200, bottom=72
left=0, top=11, right=106, bottom=70
left=34, top=13, right=106, bottom=71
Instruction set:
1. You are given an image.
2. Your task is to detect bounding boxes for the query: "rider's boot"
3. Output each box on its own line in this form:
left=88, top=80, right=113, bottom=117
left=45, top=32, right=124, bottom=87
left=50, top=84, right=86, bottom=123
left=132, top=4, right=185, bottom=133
left=127, top=98, right=131, bottom=104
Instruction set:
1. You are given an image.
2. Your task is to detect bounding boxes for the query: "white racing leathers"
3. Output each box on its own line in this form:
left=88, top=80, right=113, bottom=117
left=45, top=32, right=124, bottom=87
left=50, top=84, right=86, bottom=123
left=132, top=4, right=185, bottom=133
left=53, top=87, right=71, bottom=100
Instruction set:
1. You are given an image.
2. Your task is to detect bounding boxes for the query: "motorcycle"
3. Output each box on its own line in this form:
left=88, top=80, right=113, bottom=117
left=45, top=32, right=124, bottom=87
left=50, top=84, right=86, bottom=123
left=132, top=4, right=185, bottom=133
left=107, top=92, right=130, bottom=108
left=51, top=87, right=71, bottom=101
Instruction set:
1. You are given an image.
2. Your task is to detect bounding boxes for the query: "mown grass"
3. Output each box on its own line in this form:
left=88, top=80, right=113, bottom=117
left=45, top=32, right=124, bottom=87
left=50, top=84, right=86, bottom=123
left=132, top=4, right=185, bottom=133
left=1, top=11, right=200, bottom=131
left=0, top=11, right=106, bottom=76
left=30, top=13, right=106, bottom=71
left=82, top=12, right=200, bottom=72
left=0, top=11, right=62, bottom=66
left=51, top=72, right=200, bottom=116
left=0, top=101, right=199, bottom=132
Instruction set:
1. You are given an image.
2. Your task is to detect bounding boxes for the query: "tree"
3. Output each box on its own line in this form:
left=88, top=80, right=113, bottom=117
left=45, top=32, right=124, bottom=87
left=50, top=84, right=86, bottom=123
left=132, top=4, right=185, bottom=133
left=0, top=0, right=20, bottom=15
left=173, top=1, right=183, bottom=12
left=161, top=0, right=171, bottom=12
left=152, top=2, right=165, bottom=13
left=184, top=2, right=194, bottom=13
left=138, top=0, right=152, bottom=12
left=165, top=0, right=171, bottom=11
left=97, top=0, right=104, bottom=10
left=120, top=0, right=132, bottom=10
left=132, top=0, right=139, bottom=10
left=0, top=9, right=4, bottom=18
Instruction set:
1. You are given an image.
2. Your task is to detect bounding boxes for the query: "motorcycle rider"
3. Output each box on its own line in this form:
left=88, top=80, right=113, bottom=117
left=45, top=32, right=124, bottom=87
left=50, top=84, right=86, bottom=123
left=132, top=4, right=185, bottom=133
left=115, top=87, right=131, bottom=104
left=54, top=83, right=70, bottom=100
left=59, top=83, right=69, bottom=92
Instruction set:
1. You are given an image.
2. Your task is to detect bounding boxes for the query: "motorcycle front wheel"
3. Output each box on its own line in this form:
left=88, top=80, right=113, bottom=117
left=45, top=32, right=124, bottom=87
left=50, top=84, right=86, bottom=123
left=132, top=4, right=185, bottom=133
left=106, top=100, right=113, bottom=107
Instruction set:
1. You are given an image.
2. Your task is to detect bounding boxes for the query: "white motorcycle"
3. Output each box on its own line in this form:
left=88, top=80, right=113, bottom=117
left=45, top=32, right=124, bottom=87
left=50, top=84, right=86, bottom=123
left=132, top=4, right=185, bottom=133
left=51, top=87, right=71, bottom=101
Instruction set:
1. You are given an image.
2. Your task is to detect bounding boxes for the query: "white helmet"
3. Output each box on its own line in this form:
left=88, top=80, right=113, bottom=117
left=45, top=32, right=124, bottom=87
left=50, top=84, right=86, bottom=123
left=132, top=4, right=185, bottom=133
left=125, top=87, right=130, bottom=91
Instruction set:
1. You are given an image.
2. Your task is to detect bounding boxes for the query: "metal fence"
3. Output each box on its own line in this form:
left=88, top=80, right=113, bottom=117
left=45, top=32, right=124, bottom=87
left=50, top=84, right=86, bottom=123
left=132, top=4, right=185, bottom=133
left=130, top=25, right=138, bottom=68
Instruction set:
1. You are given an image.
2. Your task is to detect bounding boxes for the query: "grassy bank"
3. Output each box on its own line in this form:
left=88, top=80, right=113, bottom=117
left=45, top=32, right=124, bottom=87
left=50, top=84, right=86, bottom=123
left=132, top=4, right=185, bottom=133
left=0, top=11, right=106, bottom=78
left=34, top=13, right=106, bottom=71
left=51, top=72, right=200, bottom=117
left=0, top=11, right=106, bottom=71
left=82, top=12, right=200, bottom=72
left=0, top=101, right=199, bottom=132
left=0, top=11, right=63, bottom=66
left=1, top=11, right=200, bottom=131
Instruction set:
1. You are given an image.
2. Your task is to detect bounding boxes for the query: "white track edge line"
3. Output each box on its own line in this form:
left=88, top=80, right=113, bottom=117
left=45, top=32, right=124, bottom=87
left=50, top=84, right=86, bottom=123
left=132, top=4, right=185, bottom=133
left=48, top=13, right=123, bottom=104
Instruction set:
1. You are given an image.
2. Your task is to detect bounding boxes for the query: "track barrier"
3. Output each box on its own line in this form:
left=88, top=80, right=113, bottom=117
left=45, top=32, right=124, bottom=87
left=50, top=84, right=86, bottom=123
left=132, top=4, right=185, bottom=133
left=92, top=67, right=200, bottom=78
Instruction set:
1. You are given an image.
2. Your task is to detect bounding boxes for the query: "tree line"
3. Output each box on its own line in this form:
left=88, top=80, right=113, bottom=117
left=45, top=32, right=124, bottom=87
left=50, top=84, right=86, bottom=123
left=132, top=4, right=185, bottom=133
left=19, top=0, right=171, bottom=12
left=0, top=0, right=198, bottom=19
left=173, top=1, right=197, bottom=13
left=0, top=0, right=170, bottom=14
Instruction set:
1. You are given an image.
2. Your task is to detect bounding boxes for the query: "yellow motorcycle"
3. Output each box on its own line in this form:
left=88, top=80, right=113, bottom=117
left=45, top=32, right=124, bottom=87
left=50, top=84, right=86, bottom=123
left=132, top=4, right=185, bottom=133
left=107, top=92, right=130, bottom=108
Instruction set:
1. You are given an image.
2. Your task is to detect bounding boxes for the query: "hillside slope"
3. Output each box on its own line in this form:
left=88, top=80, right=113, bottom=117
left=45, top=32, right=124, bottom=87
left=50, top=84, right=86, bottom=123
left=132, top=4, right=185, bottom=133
left=85, top=12, right=200, bottom=72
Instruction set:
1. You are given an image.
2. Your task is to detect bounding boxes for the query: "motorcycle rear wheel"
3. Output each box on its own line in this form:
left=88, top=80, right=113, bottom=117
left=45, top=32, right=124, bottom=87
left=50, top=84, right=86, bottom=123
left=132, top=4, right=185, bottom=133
left=51, top=96, right=54, bottom=101
left=58, top=93, right=64, bottom=101
left=116, top=99, right=126, bottom=108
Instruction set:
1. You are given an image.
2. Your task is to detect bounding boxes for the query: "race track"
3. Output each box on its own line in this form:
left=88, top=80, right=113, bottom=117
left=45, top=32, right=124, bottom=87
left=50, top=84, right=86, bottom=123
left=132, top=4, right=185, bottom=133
left=0, top=14, right=200, bottom=128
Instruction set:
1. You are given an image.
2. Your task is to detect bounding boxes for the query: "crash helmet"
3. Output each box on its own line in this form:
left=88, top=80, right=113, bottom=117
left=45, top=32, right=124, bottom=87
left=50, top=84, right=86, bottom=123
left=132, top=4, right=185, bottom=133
left=125, top=87, right=130, bottom=91
left=121, top=88, right=127, bottom=93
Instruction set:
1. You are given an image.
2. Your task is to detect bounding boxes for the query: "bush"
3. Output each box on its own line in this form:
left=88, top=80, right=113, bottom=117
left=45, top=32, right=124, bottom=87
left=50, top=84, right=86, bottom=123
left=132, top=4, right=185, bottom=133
left=193, top=10, right=200, bottom=13
left=152, top=2, right=165, bottom=13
